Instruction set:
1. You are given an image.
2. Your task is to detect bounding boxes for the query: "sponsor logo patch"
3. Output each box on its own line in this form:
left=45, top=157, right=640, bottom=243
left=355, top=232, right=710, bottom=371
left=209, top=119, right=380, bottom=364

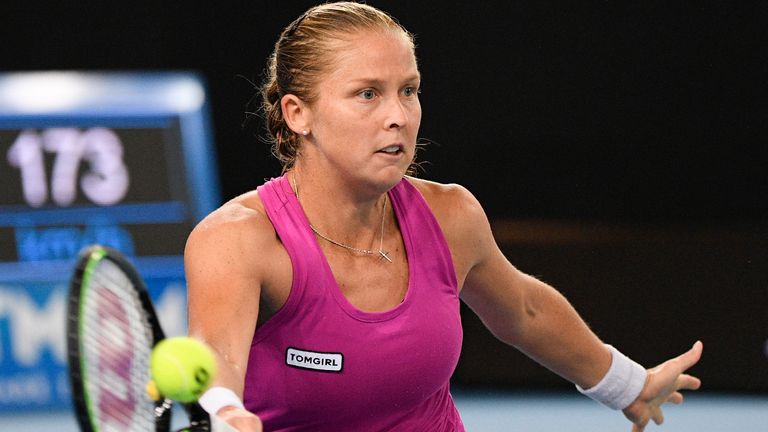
left=286, top=347, right=343, bottom=372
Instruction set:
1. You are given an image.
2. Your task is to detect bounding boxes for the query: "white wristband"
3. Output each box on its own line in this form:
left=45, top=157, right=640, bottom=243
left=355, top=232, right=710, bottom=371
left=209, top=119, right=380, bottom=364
left=576, top=345, right=647, bottom=410
left=199, top=386, right=245, bottom=415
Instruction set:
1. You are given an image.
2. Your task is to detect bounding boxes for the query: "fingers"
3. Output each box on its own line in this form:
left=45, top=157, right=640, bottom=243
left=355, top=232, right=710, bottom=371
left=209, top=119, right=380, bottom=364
left=628, top=341, right=703, bottom=432
left=629, top=408, right=663, bottom=432
left=653, top=341, right=703, bottom=392
left=666, top=391, right=684, bottom=405
left=652, top=407, right=665, bottom=425
left=675, top=341, right=704, bottom=371
left=632, top=420, right=648, bottom=432
left=676, top=373, right=702, bottom=391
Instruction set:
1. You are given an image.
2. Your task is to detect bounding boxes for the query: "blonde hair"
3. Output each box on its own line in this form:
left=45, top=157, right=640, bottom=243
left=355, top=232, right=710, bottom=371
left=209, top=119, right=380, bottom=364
left=260, top=2, right=416, bottom=172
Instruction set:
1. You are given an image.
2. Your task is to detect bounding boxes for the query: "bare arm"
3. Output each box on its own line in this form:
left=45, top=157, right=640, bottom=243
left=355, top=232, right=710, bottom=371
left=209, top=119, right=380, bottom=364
left=449, top=187, right=611, bottom=389
left=185, top=197, right=280, bottom=431
left=186, top=206, right=262, bottom=395
left=462, top=260, right=613, bottom=388
left=429, top=182, right=701, bottom=430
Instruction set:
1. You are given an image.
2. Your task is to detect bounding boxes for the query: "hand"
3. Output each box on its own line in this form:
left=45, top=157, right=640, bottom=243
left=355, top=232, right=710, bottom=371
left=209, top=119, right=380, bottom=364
left=216, top=406, right=263, bottom=432
left=622, top=341, right=703, bottom=431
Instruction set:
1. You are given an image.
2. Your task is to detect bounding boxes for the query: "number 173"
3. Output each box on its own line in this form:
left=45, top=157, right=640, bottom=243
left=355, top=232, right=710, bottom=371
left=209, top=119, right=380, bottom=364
left=6, top=128, right=130, bottom=207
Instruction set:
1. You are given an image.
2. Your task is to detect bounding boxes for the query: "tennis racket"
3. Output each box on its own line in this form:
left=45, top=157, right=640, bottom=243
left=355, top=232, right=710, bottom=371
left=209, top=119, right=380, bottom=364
left=66, top=244, right=228, bottom=432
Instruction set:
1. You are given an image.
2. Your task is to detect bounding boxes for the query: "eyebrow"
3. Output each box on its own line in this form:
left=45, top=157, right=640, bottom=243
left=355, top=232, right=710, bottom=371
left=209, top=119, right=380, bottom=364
left=347, top=74, right=421, bottom=87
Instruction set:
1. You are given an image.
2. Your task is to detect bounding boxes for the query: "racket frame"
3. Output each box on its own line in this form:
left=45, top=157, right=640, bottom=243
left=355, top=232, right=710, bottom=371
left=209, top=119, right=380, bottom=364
left=66, top=245, right=207, bottom=432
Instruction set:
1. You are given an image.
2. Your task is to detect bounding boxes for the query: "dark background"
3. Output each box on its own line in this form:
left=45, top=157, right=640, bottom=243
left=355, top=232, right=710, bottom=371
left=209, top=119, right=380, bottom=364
left=5, top=1, right=767, bottom=392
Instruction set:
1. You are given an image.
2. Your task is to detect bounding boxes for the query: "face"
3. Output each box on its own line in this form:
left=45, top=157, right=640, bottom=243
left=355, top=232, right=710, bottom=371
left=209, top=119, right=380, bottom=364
left=302, top=30, right=422, bottom=193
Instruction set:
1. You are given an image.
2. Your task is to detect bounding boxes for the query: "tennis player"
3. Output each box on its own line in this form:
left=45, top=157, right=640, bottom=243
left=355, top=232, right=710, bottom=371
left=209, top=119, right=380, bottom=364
left=185, top=3, right=703, bottom=431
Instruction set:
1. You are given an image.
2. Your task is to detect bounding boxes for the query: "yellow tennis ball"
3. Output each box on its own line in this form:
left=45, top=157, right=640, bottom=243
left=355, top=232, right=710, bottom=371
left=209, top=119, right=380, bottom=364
left=150, top=336, right=217, bottom=403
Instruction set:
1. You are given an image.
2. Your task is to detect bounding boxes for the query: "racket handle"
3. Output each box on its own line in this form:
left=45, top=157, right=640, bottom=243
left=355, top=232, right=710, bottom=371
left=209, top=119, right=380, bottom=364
left=155, top=398, right=173, bottom=431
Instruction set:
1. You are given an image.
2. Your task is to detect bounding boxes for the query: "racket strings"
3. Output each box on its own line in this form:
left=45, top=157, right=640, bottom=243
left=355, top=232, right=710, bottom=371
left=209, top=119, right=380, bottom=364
left=79, top=259, right=157, bottom=431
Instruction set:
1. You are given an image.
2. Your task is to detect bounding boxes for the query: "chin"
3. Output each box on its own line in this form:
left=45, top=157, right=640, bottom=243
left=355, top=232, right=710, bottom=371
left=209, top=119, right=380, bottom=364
left=369, top=169, right=406, bottom=193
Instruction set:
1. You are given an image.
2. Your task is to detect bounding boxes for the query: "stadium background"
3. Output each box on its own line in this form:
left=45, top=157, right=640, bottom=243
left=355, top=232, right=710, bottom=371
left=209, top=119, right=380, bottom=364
left=3, top=0, right=766, bottom=404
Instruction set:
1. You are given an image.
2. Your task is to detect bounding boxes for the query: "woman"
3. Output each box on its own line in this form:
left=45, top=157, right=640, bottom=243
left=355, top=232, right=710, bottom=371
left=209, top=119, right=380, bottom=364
left=185, top=3, right=702, bottom=431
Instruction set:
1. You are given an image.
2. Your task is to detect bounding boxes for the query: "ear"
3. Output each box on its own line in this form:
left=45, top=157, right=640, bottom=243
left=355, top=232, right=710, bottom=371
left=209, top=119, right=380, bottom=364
left=281, top=94, right=312, bottom=135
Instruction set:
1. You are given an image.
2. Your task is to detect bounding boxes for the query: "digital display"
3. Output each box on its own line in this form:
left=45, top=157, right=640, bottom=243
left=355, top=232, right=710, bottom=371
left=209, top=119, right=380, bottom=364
left=0, top=72, right=219, bottom=411
left=0, top=125, right=189, bottom=261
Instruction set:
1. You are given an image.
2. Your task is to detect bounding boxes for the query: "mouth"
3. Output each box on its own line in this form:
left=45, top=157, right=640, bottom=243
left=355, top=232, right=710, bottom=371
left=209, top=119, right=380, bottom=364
left=376, top=144, right=404, bottom=156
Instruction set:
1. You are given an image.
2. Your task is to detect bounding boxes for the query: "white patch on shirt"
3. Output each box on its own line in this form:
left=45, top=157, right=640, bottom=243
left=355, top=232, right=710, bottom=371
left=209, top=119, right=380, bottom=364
left=286, top=347, right=344, bottom=372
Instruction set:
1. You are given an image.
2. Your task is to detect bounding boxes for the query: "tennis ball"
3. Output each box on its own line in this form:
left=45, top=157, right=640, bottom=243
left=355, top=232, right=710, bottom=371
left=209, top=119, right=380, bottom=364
left=150, top=336, right=217, bottom=403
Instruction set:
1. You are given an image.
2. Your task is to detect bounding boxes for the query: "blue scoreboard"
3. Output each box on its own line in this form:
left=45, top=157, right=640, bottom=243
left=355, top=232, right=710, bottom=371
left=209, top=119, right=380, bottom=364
left=0, top=72, right=220, bottom=410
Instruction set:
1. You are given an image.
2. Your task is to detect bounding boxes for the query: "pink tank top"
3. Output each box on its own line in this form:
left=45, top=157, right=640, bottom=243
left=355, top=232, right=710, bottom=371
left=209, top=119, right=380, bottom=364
left=245, top=175, right=464, bottom=431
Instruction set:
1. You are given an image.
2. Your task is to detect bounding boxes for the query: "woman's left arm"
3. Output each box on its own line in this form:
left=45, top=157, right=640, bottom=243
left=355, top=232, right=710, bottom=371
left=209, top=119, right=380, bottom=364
left=458, top=214, right=615, bottom=390
left=437, top=183, right=702, bottom=430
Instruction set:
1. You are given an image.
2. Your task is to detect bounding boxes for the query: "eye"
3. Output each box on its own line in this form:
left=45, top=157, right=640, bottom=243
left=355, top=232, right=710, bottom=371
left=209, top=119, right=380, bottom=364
left=358, top=89, right=376, bottom=100
left=403, top=86, right=420, bottom=97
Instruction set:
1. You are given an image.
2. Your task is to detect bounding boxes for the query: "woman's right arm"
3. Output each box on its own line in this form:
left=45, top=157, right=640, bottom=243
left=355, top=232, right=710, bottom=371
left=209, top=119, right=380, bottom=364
left=184, top=197, right=276, bottom=431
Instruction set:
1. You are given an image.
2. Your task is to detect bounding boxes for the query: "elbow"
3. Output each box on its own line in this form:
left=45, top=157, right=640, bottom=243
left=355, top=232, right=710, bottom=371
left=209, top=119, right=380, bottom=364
left=493, top=291, right=544, bottom=347
left=481, top=302, right=537, bottom=348
left=523, top=296, right=540, bottom=321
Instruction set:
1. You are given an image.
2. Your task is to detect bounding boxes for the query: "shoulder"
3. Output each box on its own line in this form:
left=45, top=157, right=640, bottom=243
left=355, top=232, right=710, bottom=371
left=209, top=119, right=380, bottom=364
left=405, top=177, right=494, bottom=272
left=187, top=190, right=272, bottom=247
left=184, top=190, right=279, bottom=278
left=405, top=176, right=479, bottom=208
left=405, top=177, right=488, bottom=232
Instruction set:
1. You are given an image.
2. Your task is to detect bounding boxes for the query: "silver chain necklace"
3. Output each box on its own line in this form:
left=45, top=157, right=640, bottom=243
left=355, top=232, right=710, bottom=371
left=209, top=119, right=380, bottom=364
left=292, top=174, right=392, bottom=263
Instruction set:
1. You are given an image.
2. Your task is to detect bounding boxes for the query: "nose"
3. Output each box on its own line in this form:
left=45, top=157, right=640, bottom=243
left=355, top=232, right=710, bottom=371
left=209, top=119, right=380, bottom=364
left=384, top=96, right=408, bottom=130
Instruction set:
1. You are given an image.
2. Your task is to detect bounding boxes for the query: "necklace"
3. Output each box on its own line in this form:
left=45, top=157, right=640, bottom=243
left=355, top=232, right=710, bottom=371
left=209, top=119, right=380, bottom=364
left=292, top=174, right=392, bottom=263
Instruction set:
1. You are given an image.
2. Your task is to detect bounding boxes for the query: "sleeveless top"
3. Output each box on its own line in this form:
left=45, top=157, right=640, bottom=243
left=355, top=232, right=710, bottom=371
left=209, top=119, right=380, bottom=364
left=245, top=175, right=464, bottom=431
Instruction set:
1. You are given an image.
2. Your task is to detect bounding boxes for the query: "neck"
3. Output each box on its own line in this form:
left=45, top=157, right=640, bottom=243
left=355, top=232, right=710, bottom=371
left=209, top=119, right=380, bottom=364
left=291, top=170, right=393, bottom=262
left=290, top=167, right=389, bottom=231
